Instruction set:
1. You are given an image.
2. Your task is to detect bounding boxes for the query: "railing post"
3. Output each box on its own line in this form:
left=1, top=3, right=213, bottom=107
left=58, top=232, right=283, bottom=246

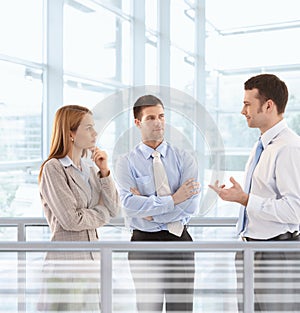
left=17, top=222, right=26, bottom=313
left=101, top=247, right=112, bottom=313
left=243, top=248, right=254, bottom=313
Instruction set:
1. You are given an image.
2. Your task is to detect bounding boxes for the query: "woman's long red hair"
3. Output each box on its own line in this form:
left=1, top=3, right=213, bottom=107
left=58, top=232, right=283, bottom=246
left=38, top=105, right=92, bottom=183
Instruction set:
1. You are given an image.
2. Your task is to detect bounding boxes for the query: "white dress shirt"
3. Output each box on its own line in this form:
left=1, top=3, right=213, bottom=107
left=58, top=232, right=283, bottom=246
left=59, top=155, right=92, bottom=186
left=242, top=119, right=300, bottom=239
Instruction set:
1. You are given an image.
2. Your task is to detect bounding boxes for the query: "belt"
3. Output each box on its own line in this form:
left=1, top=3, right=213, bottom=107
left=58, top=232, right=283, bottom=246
left=133, top=225, right=187, bottom=234
left=243, top=231, right=300, bottom=241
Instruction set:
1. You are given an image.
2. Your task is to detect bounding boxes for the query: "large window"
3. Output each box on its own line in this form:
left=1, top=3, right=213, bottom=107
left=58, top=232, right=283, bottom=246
left=0, top=0, right=43, bottom=62
left=170, top=0, right=195, bottom=95
left=1, top=0, right=300, bottom=220
left=205, top=0, right=300, bottom=216
left=0, top=0, right=44, bottom=217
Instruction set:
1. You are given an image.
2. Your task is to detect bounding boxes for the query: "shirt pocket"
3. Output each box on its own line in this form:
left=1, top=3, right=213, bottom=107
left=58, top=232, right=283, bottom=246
left=135, top=175, right=155, bottom=195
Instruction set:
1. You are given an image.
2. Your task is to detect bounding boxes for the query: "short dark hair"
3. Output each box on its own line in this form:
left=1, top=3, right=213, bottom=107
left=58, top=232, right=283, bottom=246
left=133, top=95, right=164, bottom=120
left=244, top=74, right=288, bottom=114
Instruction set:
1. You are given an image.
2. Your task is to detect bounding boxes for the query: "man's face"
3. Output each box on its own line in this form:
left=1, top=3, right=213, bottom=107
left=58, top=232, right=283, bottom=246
left=241, top=88, right=267, bottom=129
left=135, top=104, right=165, bottom=143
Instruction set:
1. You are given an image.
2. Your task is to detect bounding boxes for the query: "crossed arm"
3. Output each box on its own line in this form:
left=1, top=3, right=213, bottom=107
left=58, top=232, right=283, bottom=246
left=115, top=152, right=201, bottom=222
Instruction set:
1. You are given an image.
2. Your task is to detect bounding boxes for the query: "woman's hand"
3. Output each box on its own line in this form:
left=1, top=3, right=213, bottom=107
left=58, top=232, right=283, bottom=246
left=90, top=147, right=110, bottom=177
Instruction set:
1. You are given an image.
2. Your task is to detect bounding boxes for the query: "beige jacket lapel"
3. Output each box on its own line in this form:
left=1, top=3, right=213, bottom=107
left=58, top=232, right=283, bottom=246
left=64, top=166, right=92, bottom=204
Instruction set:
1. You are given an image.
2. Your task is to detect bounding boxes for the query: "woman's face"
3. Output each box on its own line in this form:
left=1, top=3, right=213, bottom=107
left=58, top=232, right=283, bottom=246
left=72, top=113, right=98, bottom=150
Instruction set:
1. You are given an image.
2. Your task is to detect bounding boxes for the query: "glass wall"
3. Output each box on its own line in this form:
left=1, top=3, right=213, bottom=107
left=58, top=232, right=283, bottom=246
left=0, top=0, right=300, bottom=221
left=205, top=0, right=300, bottom=216
left=0, top=0, right=44, bottom=218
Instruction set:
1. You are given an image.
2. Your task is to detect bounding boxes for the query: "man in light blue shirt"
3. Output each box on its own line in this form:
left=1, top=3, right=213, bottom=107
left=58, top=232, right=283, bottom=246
left=115, top=95, right=200, bottom=313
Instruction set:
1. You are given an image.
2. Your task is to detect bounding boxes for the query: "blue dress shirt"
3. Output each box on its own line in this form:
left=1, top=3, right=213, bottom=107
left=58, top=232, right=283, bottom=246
left=114, top=141, right=200, bottom=232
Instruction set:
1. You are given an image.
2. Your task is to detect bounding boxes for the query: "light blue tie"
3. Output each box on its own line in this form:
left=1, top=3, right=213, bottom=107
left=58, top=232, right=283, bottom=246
left=237, top=138, right=264, bottom=234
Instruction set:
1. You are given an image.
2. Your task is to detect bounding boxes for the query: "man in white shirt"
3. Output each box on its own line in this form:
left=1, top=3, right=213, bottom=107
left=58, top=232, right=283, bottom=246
left=209, top=73, right=300, bottom=312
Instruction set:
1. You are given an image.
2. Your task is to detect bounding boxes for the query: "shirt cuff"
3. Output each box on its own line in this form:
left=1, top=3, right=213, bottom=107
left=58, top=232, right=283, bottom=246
left=151, top=196, right=174, bottom=221
left=98, top=173, right=114, bottom=187
left=98, top=170, right=110, bottom=178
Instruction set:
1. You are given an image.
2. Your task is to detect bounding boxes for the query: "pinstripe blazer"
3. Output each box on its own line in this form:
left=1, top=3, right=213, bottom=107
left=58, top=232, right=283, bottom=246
left=40, top=158, right=120, bottom=260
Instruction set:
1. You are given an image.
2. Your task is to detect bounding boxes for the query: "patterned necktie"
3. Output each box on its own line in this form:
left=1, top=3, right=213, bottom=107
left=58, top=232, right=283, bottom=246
left=237, top=138, right=264, bottom=234
left=152, top=151, right=184, bottom=237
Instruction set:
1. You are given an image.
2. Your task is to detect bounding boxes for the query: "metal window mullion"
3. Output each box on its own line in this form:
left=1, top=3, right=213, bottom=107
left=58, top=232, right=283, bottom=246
left=157, top=0, right=170, bottom=86
left=194, top=0, right=205, bottom=103
left=194, top=0, right=206, bottom=205
left=43, top=0, right=64, bottom=158
left=0, top=53, right=44, bottom=70
left=131, top=0, right=145, bottom=85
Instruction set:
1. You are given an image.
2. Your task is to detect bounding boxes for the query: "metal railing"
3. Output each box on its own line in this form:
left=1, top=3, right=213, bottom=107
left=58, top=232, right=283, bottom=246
left=0, top=216, right=238, bottom=241
left=1, top=217, right=299, bottom=313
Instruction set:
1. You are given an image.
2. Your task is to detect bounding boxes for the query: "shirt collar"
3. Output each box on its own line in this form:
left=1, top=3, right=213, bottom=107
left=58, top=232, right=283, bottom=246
left=138, top=141, right=168, bottom=159
left=59, top=155, right=73, bottom=167
left=261, top=119, right=287, bottom=148
left=59, top=155, right=93, bottom=170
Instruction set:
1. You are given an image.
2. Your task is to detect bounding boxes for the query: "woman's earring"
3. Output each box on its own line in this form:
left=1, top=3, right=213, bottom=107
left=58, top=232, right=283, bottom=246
left=71, top=138, right=74, bottom=142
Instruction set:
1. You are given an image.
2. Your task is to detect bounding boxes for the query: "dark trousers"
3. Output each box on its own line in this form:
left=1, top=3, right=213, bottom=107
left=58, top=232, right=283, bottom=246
left=128, top=227, right=195, bottom=313
left=236, top=235, right=300, bottom=312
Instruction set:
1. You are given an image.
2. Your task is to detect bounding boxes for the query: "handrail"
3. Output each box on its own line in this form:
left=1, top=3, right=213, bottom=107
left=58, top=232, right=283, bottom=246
left=0, top=239, right=299, bottom=251
left=0, top=216, right=238, bottom=242
left=0, top=216, right=238, bottom=227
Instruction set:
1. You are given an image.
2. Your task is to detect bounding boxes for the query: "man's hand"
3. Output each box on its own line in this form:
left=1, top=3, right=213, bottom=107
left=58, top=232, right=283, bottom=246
left=130, top=187, right=153, bottom=221
left=130, top=187, right=140, bottom=196
left=143, top=216, right=154, bottom=221
left=208, top=176, right=249, bottom=206
left=172, top=178, right=200, bottom=205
